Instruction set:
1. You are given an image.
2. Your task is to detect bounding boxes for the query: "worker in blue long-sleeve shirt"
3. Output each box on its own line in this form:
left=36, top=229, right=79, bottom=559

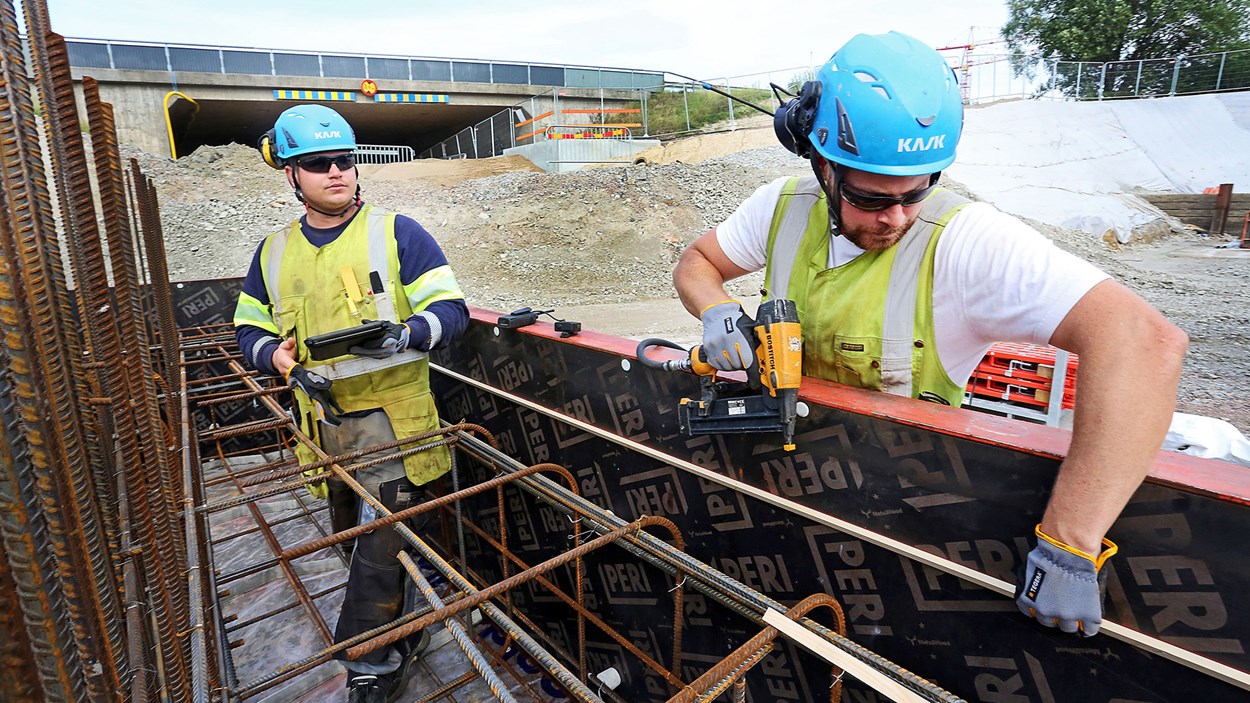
left=233, top=104, right=468, bottom=703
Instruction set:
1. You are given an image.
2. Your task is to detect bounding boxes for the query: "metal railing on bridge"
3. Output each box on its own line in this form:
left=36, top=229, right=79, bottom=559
left=63, top=37, right=664, bottom=91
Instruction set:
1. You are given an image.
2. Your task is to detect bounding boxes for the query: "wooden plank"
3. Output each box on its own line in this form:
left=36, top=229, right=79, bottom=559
left=762, top=610, right=931, bottom=702
left=1212, top=184, right=1235, bottom=235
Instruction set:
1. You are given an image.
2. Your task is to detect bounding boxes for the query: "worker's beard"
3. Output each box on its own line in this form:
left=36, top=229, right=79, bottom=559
left=839, top=215, right=917, bottom=252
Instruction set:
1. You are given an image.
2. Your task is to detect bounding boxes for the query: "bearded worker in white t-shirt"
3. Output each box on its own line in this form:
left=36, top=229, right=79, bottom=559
left=673, top=31, right=1188, bottom=638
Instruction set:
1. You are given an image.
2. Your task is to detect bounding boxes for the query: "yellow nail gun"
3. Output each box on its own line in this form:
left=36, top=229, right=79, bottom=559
left=637, top=298, right=802, bottom=450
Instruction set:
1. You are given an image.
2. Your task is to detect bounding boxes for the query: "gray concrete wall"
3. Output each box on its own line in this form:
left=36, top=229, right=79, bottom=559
left=505, top=137, right=660, bottom=173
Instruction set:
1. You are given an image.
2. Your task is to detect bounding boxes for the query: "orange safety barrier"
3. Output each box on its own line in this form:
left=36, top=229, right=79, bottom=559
left=977, top=344, right=1079, bottom=384
left=551, top=129, right=633, bottom=136
left=515, top=128, right=545, bottom=142
left=514, top=110, right=555, bottom=129
left=561, top=108, right=641, bottom=114
left=967, top=374, right=1075, bottom=410
left=965, top=342, right=1078, bottom=411
left=980, top=342, right=1080, bottom=371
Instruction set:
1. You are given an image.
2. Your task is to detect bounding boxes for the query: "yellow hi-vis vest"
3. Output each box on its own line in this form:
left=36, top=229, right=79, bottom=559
left=762, top=176, right=970, bottom=407
left=258, top=205, right=451, bottom=493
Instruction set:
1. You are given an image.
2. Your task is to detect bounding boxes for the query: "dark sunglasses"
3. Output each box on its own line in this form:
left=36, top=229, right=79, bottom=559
left=839, top=180, right=936, bottom=212
left=297, top=153, right=356, bottom=173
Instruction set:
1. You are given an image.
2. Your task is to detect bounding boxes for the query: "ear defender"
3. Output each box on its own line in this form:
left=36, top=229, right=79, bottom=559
left=773, top=80, right=823, bottom=159
left=258, top=129, right=283, bottom=169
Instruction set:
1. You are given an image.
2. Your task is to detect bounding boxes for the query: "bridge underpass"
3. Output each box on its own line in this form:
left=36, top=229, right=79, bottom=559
left=67, top=37, right=664, bottom=159
left=167, top=95, right=503, bottom=159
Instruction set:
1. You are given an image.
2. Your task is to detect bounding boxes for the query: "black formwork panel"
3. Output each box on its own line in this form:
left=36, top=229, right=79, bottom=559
left=171, top=278, right=273, bottom=455
left=428, top=314, right=1250, bottom=703
left=168, top=283, right=1250, bottom=701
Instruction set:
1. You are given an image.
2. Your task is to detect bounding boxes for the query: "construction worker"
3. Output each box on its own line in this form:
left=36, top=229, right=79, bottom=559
left=233, top=104, right=468, bottom=702
left=673, top=32, right=1188, bottom=637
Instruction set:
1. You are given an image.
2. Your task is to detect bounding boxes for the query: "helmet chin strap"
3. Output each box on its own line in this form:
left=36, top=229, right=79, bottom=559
left=290, top=170, right=362, bottom=219
left=811, top=157, right=844, bottom=236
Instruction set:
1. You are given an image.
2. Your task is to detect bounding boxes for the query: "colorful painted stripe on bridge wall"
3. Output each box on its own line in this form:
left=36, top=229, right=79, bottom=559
left=273, top=90, right=355, bottom=101
left=373, top=93, right=450, bottom=103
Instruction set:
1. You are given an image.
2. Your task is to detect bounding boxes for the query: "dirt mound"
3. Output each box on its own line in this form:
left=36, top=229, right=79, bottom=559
left=635, top=124, right=779, bottom=165
left=360, top=155, right=543, bottom=184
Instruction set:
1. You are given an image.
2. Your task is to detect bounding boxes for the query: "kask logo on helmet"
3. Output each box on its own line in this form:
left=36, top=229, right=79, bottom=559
left=314, top=130, right=342, bottom=139
left=897, top=135, right=946, bottom=153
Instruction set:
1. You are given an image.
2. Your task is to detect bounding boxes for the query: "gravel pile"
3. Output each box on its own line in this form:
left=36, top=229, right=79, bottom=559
left=128, top=141, right=1250, bottom=435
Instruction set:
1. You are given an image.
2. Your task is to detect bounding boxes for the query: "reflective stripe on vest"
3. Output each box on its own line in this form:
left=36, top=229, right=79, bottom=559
left=766, top=176, right=822, bottom=299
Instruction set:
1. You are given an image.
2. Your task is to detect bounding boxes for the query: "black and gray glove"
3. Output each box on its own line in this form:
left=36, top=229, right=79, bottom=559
left=1015, top=525, right=1118, bottom=636
left=285, top=364, right=344, bottom=427
left=348, top=320, right=411, bottom=359
left=699, top=300, right=756, bottom=372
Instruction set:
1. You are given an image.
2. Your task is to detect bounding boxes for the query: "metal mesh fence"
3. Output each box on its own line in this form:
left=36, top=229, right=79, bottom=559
left=947, top=47, right=1250, bottom=103
left=354, top=144, right=416, bottom=165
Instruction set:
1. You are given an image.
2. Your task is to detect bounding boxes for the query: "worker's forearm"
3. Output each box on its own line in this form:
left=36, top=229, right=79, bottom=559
left=674, top=249, right=734, bottom=317
left=1041, top=324, right=1187, bottom=554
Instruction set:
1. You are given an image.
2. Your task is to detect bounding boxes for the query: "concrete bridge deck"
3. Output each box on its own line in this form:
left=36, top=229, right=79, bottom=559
left=67, top=37, right=664, bottom=157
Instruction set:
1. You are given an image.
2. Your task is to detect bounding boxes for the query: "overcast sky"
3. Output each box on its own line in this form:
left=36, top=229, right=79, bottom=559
left=43, top=0, right=1010, bottom=79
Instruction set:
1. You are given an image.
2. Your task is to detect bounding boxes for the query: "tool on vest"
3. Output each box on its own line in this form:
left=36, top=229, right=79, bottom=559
left=285, top=364, right=344, bottom=426
left=636, top=298, right=803, bottom=450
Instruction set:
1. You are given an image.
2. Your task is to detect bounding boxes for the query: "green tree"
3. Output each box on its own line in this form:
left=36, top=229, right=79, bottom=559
left=1003, top=0, right=1250, bottom=96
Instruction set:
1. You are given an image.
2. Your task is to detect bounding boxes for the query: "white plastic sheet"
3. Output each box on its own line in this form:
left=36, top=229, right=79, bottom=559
left=1162, top=412, right=1250, bottom=467
left=948, top=94, right=1250, bottom=242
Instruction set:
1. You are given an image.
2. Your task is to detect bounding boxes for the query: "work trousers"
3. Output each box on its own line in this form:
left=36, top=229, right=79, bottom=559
left=320, top=410, right=428, bottom=674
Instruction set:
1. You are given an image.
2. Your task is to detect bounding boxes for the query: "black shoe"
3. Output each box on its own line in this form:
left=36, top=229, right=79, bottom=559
left=346, top=673, right=384, bottom=703
left=346, top=640, right=422, bottom=703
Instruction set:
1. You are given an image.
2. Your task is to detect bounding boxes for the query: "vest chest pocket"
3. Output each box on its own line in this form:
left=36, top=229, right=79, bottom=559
left=830, top=335, right=883, bottom=391
left=275, top=295, right=307, bottom=353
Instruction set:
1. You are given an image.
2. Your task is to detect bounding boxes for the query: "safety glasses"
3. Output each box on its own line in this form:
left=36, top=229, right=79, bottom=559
left=839, top=180, right=936, bottom=212
left=297, top=153, right=356, bottom=173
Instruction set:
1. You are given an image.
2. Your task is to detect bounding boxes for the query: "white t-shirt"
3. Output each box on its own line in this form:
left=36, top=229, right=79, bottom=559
left=716, top=177, right=1110, bottom=386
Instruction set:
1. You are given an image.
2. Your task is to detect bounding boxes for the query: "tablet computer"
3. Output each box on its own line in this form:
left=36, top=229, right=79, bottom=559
left=304, top=320, right=390, bottom=361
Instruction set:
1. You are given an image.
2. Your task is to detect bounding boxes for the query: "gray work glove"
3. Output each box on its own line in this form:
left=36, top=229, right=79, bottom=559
left=286, top=364, right=344, bottom=427
left=348, top=320, right=411, bottom=359
left=1015, top=525, right=1118, bottom=636
left=699, top=300, right=756, bottom=372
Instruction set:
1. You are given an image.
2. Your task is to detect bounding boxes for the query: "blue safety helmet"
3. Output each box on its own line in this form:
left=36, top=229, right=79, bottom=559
left=807, top=32, right=962, bottom=176
left=260, top=104, right=356, bottom=168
